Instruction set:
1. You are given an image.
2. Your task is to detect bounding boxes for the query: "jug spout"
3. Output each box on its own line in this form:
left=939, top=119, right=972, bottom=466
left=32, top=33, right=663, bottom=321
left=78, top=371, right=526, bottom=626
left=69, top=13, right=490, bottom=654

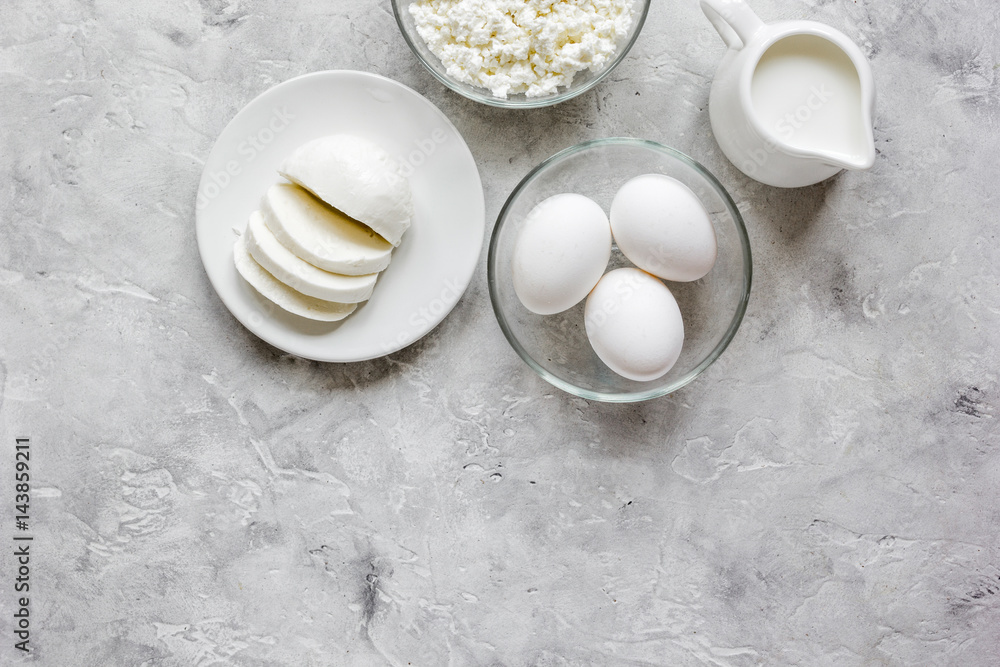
left=817, top=128, right=876, bottom=172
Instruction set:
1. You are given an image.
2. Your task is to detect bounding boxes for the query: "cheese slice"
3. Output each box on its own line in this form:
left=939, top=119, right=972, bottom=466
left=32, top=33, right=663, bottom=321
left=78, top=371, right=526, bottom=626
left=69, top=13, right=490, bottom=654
left=244, top=211, right=378, bottom=304
left=278, top=135, right=413, bottom=246
left=233, top=233, right=357, bottom=322
left=261, top=183, right=392, bottom=276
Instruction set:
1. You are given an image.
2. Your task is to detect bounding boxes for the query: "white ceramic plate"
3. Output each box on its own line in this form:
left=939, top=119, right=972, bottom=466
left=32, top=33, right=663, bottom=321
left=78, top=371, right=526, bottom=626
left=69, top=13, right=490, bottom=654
left=196, top=70, right=485, bottom=362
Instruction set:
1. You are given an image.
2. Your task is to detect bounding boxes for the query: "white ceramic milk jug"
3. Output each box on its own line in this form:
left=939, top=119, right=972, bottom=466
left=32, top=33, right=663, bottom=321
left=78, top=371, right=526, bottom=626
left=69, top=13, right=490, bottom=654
left=700, top=0, right=876, bottom=187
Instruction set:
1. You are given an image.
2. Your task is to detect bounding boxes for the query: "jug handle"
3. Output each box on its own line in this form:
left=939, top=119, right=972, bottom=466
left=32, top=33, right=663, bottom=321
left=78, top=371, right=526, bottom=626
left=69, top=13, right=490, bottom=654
left=700, top=0, right=766, bottom=50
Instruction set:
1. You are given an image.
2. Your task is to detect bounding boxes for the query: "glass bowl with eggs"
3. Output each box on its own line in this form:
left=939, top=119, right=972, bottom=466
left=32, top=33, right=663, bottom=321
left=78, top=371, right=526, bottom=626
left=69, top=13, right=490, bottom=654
left=391, top=0, right=651, bottom=108
left=488, top=138, right=752, bottom=402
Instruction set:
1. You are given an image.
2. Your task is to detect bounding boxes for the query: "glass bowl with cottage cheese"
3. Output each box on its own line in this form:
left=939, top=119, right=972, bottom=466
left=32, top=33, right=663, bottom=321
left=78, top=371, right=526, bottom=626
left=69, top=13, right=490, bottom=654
left=392, top=0, right=651, bottom=108
left=488, top=138, right=752, bottom=402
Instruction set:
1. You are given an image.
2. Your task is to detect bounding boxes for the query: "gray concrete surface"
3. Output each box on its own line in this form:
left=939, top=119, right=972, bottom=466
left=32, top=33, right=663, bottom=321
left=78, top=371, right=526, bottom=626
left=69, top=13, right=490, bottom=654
left=1, top=0, right=998, bottom=664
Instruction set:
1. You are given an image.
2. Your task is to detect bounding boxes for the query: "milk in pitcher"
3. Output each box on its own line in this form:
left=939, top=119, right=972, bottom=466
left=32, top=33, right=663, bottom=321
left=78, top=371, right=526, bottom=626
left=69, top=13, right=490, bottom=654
left=751, top=34, right=869, bottom=165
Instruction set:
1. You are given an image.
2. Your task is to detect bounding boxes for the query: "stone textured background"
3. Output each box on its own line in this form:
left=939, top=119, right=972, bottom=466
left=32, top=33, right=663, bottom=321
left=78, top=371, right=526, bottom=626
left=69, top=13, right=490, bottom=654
left=1, top=0, right=999, bottom=665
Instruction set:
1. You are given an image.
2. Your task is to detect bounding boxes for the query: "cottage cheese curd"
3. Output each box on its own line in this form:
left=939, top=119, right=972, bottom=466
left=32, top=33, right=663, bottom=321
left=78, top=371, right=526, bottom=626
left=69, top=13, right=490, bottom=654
left=409, top=0, right=635, bottom=98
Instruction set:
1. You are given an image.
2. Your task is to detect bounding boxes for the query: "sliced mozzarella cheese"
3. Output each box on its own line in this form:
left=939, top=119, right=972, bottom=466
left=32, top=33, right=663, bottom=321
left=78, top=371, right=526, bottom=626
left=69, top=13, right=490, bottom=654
left=233, top=233, right=357, bottom=322
left=278, top=135, right=413, bottom=246
left=261, top=183, right=392, bottom=276
left=244, top=211, right=377, bottom=304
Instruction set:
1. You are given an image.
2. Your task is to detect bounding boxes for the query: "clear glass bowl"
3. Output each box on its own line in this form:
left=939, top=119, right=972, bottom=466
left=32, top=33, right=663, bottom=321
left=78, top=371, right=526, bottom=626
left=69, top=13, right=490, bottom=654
left=488, top=138, right=752, bottom=402
left=391, top=0, right=651, bottom=108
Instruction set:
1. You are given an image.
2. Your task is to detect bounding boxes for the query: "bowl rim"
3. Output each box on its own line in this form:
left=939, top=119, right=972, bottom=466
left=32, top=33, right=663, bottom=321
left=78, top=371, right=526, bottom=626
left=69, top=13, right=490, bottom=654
left=390, top=0, right=652, bottom=109
left=487, top=137, right=753, bottom=402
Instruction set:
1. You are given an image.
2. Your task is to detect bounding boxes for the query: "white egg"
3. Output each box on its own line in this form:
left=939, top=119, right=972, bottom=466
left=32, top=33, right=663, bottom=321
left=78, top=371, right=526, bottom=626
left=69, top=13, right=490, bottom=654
left=585, top=268, right=684, bottom=382
left=610, top=174, right=718, bottom=282
left=511, top=193, right=612, bottom=315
